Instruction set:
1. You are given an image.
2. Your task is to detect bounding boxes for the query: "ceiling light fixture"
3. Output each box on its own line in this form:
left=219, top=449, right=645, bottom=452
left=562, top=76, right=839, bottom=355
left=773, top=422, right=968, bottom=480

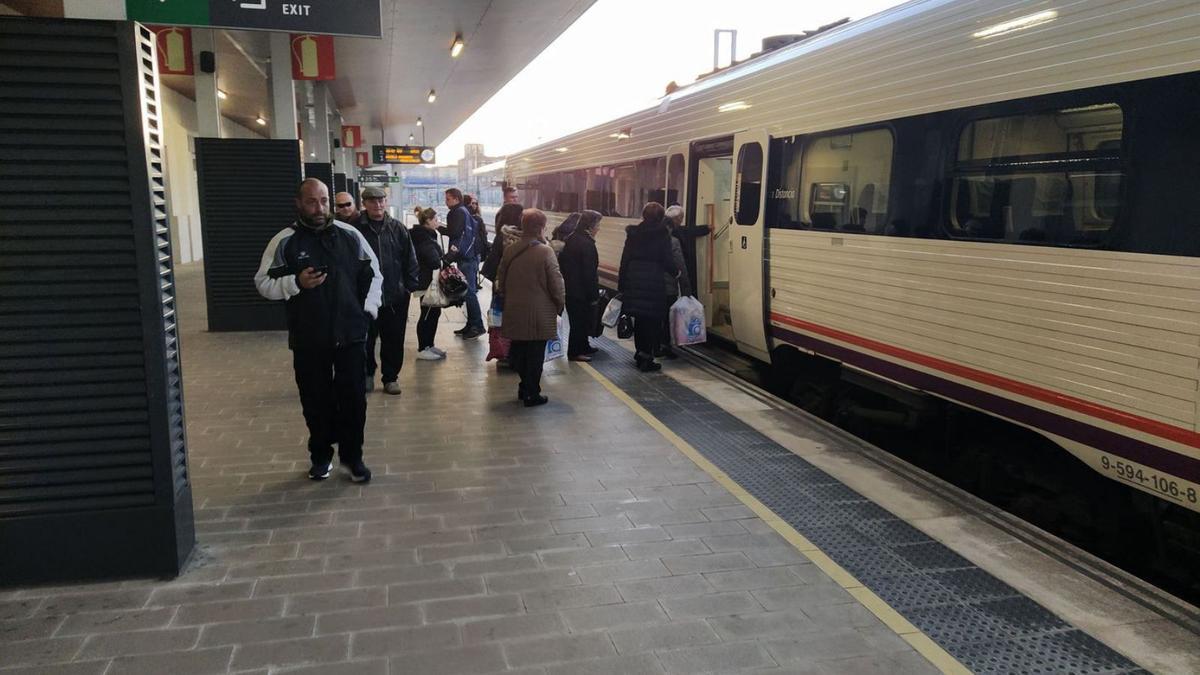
left=217, top=89, right=228, bottom=100
left=972, top=10, right=1058, bottom=39
left=555, top=147, right=569, bottom=153
left=427, top=89, right=437, bottom=103
left=255, top=116, right=267, bottom=126
left=450, top=34, right=465, bottom=58
left=409, top=133, right=415, bottom=142
left=608, top=129, right=631, bottom=140
left=416, top=117, right=423, bottom=127
left=718, top=100, right=751, bottom=113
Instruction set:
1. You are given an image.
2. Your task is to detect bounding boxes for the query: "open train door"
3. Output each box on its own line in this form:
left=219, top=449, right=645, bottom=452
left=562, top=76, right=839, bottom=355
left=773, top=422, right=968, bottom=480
left=729, top=130, right=770, bottom=361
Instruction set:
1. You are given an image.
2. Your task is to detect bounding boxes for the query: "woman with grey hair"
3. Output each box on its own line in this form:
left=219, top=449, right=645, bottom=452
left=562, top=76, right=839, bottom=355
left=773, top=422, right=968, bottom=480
left=659, top=207, right=692, bottom=358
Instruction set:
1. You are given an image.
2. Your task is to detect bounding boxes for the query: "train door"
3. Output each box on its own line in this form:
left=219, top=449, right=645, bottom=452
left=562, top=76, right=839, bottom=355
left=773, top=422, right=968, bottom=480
left=693, top=153, right=733, bottom=339
left=729, top=130, right=770, bottom=361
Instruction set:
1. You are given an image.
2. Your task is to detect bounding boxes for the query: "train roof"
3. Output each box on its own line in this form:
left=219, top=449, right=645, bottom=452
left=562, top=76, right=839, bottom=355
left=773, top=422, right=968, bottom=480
left=508, top=0, right=1200, bottom=176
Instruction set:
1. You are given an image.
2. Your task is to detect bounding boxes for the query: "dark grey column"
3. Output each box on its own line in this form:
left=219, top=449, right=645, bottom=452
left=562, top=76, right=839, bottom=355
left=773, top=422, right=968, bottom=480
left=0, top=18, right=194, bottom=584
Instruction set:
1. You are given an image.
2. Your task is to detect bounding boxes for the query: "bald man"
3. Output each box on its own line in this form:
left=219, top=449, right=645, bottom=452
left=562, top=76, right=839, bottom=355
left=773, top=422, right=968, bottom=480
left=334, top=191, right=358, bottom=223
left=255, top=178, right=383, bottom=483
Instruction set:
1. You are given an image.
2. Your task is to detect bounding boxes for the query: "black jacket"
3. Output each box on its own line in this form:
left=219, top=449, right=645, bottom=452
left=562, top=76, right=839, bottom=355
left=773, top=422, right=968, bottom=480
left=255, top=222, right=383, bottom=351
left=559, top=229, right=599, bottom=304
left=673, top=223, right=710, bottom=296
left=410, top=225, right=443, bottom=290
left=352, top=214, right=419, bottom=306
left=618, top=220, right=678, bottom=318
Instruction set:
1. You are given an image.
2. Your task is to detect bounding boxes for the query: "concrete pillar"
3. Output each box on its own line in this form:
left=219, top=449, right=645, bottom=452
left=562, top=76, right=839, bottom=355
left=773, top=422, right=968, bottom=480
left=311, top=83, right=331, bottom=162
left=192, top=29, right=221, bottom=138
left=267, top=32, right=297, bottom=140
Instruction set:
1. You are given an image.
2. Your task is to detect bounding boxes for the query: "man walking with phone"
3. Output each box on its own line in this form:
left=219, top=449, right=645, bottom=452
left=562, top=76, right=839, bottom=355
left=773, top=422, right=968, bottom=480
left=254, top=178, right=382, bottom=483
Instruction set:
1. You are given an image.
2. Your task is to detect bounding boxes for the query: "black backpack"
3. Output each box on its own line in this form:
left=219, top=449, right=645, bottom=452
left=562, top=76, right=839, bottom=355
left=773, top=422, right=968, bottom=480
left=473, top=214, right=491, bottom=262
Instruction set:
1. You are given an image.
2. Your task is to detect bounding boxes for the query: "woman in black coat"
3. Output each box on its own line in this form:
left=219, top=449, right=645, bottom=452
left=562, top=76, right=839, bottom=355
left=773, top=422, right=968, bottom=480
left=559, top=210, right=603, bottom=361
left=618, top=202, right=678, bottom=372
left=411, top=208, right=446, bottom=360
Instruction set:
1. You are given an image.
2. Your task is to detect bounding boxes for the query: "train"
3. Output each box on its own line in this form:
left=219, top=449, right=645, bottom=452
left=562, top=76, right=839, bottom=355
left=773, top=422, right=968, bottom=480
left=504, top=0, right=1200, bottom=582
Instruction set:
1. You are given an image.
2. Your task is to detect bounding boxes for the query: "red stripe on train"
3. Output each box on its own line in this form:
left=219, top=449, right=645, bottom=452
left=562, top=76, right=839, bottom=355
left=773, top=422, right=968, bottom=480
left=770, top=313, right=1200, bottom=450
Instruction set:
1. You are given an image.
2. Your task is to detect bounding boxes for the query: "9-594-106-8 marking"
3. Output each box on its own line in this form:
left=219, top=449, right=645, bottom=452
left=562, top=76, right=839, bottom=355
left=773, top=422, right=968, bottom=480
left=1100, top=455, right=1199, bottom=505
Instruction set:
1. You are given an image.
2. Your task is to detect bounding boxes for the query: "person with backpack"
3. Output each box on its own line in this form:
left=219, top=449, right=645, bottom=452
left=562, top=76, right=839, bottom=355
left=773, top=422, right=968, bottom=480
left=439, top=188, right=485, bottom=339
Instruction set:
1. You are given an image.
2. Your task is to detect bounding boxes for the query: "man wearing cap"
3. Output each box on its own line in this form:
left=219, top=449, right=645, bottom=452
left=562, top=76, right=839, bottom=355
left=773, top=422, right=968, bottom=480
left=352, top=187, right=419, bottom=395
left=334, top=191, right=358, bottom=223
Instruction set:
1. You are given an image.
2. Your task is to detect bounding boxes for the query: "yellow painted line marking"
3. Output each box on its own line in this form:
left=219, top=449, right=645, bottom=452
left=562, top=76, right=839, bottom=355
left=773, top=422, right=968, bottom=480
left=579, top=362, right=972, bottom=675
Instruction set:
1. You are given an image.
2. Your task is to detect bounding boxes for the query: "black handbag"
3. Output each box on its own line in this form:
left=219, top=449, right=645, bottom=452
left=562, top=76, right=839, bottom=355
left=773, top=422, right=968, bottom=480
left=617, top=312, right=634, bottom=340
left=591, top=289, right=613, bottom=338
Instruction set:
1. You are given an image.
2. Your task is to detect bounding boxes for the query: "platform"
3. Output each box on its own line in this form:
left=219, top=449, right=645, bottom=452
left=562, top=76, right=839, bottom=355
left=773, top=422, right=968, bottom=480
left=1, top=263, right=1197, bottom=675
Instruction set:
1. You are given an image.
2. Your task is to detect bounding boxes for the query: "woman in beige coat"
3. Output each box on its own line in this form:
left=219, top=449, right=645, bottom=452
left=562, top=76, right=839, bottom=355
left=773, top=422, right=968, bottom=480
left=496, top=208, right=566, bottom=407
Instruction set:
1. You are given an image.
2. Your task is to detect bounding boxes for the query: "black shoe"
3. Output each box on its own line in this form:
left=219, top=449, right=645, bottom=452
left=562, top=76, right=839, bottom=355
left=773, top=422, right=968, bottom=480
left=523, top=394, right=549, bottom=407
left=661, top=347, right=678, bottom=360
left=341, top=460, right=372, bottom=483
left=462, top=327, right=485, bottom=340
left=454, top=326, right=468, bottom=336
left=584, top=346, right=600, bottom=355
left=308, top=461, right=332, bottom=481
left=638, top=359, right=662, bottom=372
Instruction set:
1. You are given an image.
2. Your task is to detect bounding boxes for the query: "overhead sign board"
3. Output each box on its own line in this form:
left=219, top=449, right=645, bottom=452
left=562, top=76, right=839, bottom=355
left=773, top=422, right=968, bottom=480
left=372, top=145, right=436, bottom=165
left=25, top=1, right=383, bottom=39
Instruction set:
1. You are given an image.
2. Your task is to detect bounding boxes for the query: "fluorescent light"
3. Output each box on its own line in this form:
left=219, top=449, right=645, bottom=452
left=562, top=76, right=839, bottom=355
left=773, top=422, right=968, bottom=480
left=718, top=101, right=751, bottom=113
left=409, top=133, right=415, bottom=142
left=217, top=89, right=228, bottom=100
left=416, top=117, right=423, bottom=127
left=450, top=34, right=464, bottom=58
left=555, top=147, right=569, bottom=153
left=972, top=10, right=1058, bottom=39
left=427, top=89, right=436, bottom=103
left=255, top=116, right=266, bottom=126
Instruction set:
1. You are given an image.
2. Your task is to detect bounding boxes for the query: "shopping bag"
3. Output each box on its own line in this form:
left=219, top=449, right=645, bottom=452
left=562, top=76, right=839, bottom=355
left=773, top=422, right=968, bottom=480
left=485, top=327, right=510, bottom=362
left=670, top=296, right=707, bottom=346
left=544, top=312, right=569, bottom=362
left=439, top=264, right=469, bottom=306
left=591, top=290, right=613, bottom=337
left=488, top=299, right=503, bottom=328
left=420, top=278, right=448, bottom=307
left=601, top=297, right=622, bottom=328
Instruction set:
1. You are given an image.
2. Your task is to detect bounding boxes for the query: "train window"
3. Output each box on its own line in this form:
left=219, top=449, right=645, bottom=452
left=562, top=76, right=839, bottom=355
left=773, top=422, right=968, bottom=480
left=610, top=164, right=637, bottom=217
left=557, top=169, right=585, bottom=212
left=637, top=157, right=665, bottom=207
left=534, top=173, right=560, bottom=212
left=797, top=128, right=894, bottom=232
left=734, top=142, right=763, bottom=225
left=949, top=103, right=1123, bottom=246
left=585, top=166, right=614, bottom=215
left=666, top=154, right=685, bottom=206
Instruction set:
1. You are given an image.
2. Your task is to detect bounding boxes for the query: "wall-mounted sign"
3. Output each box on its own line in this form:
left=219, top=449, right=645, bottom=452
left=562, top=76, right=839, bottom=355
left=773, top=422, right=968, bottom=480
left=355, top=151, right=370, bottom=168
left=360, top=175, right=401, bottom=185
left=18, top=1, right=382, bottom=39
left=372, top=145, right=436, bottom=165
left=290, top=34, right=335, bottom=80
left=341, top=126, right=362, bottom=148
left=147, top=25, right=193, bottom=76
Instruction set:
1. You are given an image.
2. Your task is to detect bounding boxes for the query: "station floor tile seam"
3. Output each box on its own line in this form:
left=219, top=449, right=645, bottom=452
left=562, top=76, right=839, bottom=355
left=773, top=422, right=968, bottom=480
left=582, top=338, right=1146, bottom=675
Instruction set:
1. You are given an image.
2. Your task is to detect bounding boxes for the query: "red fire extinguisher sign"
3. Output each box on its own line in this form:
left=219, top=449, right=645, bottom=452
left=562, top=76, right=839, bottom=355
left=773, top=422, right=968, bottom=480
left=148, top=25, right=194, bottom=76
left=290, top=34, right=335, bottom=81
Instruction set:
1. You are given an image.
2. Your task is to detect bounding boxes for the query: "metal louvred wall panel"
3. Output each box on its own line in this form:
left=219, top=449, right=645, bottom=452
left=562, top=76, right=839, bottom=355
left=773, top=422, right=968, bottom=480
left=304, top=162, right=334, bottom=195
left=0, top=18, right=194, bottom=584
left=195, top=138, right=300, bottom=331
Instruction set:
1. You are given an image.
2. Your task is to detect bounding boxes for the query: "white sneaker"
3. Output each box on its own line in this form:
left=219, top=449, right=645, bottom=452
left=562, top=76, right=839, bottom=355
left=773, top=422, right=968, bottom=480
left=416, top=348, right=441, bottom=361
left=430, top=346, right=446, bottom=356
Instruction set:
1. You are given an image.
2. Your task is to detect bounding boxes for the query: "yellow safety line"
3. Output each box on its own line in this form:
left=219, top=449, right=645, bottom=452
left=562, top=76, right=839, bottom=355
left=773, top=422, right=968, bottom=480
left=580, top=362, right=972, bottom=675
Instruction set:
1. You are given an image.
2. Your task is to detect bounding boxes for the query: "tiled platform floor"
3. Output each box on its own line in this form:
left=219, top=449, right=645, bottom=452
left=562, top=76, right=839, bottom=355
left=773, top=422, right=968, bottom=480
left=0, top=263, right=936, bottom=674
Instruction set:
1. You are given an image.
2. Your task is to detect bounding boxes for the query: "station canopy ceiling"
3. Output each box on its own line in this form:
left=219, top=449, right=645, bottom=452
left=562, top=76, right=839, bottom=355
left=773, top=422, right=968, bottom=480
left=149, top=0, right=596, bottom=145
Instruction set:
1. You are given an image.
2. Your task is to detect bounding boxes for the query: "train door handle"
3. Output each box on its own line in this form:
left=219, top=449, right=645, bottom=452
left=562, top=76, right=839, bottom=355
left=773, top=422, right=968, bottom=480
left=741, top=236, right=748, bottom=250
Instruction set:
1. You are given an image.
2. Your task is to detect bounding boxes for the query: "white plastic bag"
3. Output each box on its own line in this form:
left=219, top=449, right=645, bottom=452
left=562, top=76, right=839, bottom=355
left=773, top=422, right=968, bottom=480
left=601, top=297, right=622, bottom=328
left=670, top=296, right=706, bottom=346
left=420, top=279, right=447, bottom=307
left=544, top=312, right=570, bottom=362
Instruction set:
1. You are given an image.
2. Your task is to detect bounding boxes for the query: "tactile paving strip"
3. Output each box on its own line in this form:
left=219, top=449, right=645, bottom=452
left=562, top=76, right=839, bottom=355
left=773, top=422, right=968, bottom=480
left=588, top=339, right=1141, bottom=674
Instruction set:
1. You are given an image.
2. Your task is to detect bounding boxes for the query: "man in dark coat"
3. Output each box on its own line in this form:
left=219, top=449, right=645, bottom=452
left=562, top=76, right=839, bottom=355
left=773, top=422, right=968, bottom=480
left=440, top=188, right=485, bottom=339
left=352, top=187, right=419, bottom=395
left=559, top=210, right=603, bottom=361
left=618, top=202, right=678, bottom=372
left=666, top=205, right=711, bottom=296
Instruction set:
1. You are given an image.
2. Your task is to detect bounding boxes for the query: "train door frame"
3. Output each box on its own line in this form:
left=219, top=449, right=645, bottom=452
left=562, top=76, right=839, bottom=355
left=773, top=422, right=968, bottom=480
left=686, top=136, right=735, bottom=339
left=665, top=143, right=688, bottom=209
left=730, top=129, right=771, bottom=361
